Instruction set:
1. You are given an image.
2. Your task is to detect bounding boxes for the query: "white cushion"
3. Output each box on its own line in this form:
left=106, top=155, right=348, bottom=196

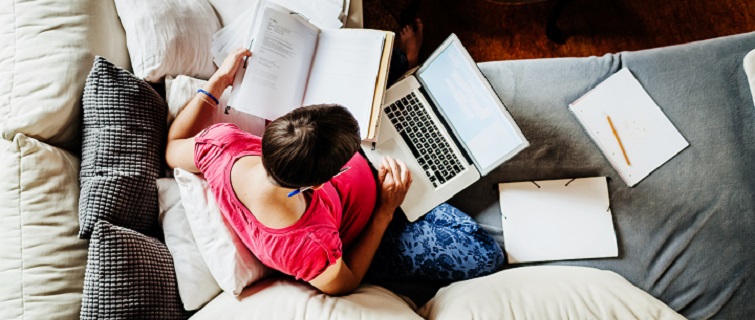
left=744, top=49, right=755, bottom=108
left=165, top=75, right=266, bottom=136
left=418, top=266, right=685, bottom=320
left=0, top=0, right=130, bottom=147
left=190, top=277, right=423, bottom=320
left=174, top=168, right=270, bottom=296
left=0, top=133, right=88, bottom=319
left=157, top=178, right=222, bottom=311
left=113, top=0, right=220, bottom=82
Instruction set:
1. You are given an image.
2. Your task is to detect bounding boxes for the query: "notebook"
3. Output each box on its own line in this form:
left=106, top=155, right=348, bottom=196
left=569, top=68, right=689, bottom=187
left=498, top=177, right=618, bottom=264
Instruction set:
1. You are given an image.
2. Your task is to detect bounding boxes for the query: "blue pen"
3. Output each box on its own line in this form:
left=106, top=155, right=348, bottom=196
left=286, top=166, right=351, bottom=198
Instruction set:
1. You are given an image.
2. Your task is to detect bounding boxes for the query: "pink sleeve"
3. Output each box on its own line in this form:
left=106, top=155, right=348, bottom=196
left=289, top=228, right=343, bottom=282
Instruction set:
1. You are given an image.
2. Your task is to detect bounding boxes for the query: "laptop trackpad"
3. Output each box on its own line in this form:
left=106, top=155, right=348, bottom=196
left=376, top=138, right=411, bottom=166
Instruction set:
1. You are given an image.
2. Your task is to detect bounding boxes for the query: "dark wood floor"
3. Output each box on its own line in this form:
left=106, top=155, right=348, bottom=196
left=364, top=0, right=755, bottom=63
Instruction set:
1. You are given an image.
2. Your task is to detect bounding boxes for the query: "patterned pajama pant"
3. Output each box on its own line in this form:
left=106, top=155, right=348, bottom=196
left=366, top=203, right=505, bottom=283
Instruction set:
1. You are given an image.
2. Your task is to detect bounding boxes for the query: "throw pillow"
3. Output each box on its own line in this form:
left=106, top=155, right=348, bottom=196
left=78, top=56, right=166, bottom=239
left=81, top=220, right=188, bottom=319
left=417, top=266, right=686, bottom=320
left=157, top=178, right=222, bottom=311
left=190, top=277, right=423, bottom=320
left=0, top=133, right=88, bottom=319
left=744, top=49, right=755, bottom=108
left=0, top=0, right=130, bottom=148
left=174, top=168, right=270, bottom=296
left=165, top=75, right=265, bottom=136
left=207, top=0, right=258, bottom=26
left=113, top=0, right=220, bottom=82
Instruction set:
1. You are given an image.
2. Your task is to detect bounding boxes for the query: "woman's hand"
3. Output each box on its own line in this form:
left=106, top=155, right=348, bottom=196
left=211, top=48, right=251, bottom=89
left=375, top=156, right=412, bottom=219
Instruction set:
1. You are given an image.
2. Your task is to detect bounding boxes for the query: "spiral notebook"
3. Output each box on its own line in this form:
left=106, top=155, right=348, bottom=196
left=569, top=68, right=689, bottom=187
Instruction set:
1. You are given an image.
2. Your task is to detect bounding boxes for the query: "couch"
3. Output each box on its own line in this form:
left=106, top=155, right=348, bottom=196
left=1, top=0, right=752, bottom=319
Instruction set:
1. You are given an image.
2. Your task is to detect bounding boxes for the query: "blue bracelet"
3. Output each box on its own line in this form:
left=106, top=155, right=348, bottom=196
left=197, top=89, right=219, bottom=104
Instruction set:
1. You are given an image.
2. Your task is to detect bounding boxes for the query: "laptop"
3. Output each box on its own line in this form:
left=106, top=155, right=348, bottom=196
left=362, top=33, right=529, bottom=222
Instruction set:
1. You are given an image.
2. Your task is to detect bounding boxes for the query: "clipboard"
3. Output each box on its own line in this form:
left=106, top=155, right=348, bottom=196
left=498, top=177, right=619, bottom=264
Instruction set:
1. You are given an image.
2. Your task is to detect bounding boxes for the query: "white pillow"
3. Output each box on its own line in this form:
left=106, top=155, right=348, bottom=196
left=165, top=75, right=266, bottom=136
left=0, top=0, right=129, bottom=147
left=157, top=178, right=222, bottom=311
left=174, top=168, right=270, bottom=296
left=113, top=0, right=220, bottom=82
left=418, top=266, right=686, bottom=320
left=744, top=49, right=755, bottom=109
left=0, top=133, right=88, bottom=319
left=208, top=0, right=258, bottom=26
left=190, top=277, right=423, bottom=320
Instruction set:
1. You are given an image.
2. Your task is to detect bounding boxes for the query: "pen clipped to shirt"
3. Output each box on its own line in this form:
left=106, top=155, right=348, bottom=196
left=606, top=115, right=631, bottom=166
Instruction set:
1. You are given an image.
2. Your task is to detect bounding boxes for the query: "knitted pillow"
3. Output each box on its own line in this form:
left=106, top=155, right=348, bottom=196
left=78, top=56, right=167, bottom=238
left=81, top=220, right=187, bottom=319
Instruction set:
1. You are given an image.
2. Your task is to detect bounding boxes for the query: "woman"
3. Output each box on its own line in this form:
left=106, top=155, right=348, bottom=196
left=166, top=47, right=503, bottom=296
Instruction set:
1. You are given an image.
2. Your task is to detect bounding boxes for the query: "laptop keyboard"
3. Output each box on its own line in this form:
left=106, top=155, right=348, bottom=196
left=384, top=92, right=465, bottom=188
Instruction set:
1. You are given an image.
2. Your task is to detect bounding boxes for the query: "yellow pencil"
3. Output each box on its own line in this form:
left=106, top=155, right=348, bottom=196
left=606, top=115, right=631, bottom=166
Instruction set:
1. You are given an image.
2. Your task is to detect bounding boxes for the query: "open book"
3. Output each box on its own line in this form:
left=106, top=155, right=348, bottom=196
left=227, top=0, right=394, bottom=141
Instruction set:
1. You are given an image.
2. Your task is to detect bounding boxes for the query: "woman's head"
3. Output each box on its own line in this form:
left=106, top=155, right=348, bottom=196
left=262, top=104, right=360, bottom=189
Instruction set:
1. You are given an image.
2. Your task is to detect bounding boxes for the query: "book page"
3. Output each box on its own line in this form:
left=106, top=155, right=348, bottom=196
left=303, top=29, right=385, bottom=139
left=229, top=4, right=319, bottom=120
left=499, top=177, right=619, bottom=264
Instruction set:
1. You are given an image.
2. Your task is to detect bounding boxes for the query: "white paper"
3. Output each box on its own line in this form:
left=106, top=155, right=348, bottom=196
left=569, top=68, right=689, bottom=187
left=303, top=29, right=385, bottom=139
left=229, top=5, right=319, bottom=120
left=211, top=5, right=259, bottom=67
left=499, top=177, right=619, bottom=264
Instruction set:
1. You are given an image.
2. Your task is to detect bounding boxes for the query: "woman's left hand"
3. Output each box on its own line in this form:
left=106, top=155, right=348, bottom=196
left=211, top=48, right=252, bottom=89
left=376, top=156, right=413, bottom=213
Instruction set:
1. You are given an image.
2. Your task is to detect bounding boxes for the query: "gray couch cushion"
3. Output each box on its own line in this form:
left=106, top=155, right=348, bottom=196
left=81, top=220, right=187, bottom=319
left=78, top=57, right=167, bottom=239
left=455, top=32, right=755, bottom=319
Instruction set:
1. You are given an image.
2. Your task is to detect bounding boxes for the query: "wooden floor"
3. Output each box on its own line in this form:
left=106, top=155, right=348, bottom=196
left=364, top=0, right=755, bottom=63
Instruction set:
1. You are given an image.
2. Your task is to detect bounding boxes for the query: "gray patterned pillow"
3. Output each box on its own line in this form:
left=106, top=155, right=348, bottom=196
left=81, top=220, right=187, bottom=319
left=78, top=56, right=167, bottom=238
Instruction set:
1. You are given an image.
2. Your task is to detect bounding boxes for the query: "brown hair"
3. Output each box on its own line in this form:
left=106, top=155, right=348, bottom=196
left=261, top=104, right=361, bottom=189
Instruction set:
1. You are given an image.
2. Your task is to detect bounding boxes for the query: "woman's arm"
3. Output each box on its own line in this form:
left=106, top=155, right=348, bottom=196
left=165, top=48, right=251, bottom=172
left=309, top=156, right=412, bottom=295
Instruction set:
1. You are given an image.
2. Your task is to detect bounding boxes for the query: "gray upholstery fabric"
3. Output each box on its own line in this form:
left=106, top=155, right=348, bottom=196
left=454, top=32, right=755, bottom=319
left=79, top=57, right=167, bottom=239
left=81, top=220, right=187, bottom=319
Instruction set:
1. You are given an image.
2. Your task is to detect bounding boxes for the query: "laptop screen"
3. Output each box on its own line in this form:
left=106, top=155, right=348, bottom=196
left=417, top=38, right=527, bottom=174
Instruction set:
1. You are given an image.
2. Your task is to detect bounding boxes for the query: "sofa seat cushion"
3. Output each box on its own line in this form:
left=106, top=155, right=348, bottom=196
left=0, top=133, right=88, bottom=320
left=0, top=0, right=130, bottom=149
left=418, top=266, right=685, bottom=320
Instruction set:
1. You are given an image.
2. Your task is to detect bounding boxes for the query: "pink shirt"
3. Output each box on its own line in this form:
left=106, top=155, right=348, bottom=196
left=194, top=123, right=376, bottom=281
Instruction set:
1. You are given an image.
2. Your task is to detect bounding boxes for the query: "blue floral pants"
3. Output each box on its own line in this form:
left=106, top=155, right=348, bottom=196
left=366, top=203, right=505, bottom=283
